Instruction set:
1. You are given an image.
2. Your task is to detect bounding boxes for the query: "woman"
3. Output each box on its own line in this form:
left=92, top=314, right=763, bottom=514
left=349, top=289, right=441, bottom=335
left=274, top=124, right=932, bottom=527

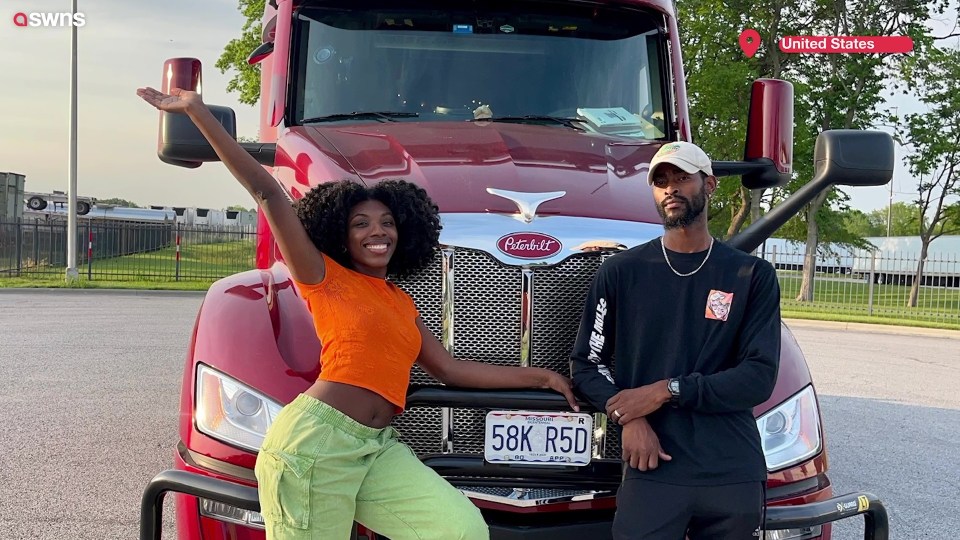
left=136, top=87, right=579, bottom=540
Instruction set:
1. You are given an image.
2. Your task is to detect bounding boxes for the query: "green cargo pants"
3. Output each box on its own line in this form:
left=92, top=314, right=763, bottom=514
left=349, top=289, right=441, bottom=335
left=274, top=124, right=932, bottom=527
left=254, top=394, right=489, bottom=540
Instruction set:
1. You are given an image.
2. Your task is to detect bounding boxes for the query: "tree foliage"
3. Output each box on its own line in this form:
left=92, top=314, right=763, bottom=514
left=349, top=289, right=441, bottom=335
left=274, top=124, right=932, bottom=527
left=216, top=0, right=265, bottom=106
left=899, top=46, right=960, bottom=306
left=96, top=198, right=141, bottom=208
left=842, top=202, right=927, bottom=237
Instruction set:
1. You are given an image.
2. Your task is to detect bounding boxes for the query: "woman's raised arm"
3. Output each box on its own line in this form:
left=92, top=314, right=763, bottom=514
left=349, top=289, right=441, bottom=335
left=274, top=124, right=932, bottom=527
left=137, top=87, right=325, bottom=284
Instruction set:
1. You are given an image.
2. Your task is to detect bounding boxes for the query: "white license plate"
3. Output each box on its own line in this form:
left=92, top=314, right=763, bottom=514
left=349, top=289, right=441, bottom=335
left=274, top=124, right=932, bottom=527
left=483, top=411, right=593, bottom=466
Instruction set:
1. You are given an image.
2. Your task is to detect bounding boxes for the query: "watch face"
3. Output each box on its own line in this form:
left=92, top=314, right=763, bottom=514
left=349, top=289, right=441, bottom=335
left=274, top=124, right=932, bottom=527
left=669, top=379, right=680, bottom=395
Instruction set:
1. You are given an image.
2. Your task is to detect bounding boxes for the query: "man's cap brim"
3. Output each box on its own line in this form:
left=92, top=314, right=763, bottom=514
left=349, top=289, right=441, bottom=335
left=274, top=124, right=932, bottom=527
left=647, top=157, right=711, bottom=185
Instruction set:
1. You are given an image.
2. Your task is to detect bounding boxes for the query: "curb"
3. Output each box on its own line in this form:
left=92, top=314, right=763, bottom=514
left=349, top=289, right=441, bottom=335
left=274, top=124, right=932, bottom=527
left=783, top=318, right=960, bottom=340
left=0, top=287, right=206, bottom=298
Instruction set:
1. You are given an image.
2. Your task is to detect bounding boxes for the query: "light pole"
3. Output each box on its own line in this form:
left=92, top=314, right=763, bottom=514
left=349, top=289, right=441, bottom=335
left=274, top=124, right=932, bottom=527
left=886, top=107, right=898, bottom=238
left=66, top=0, right=79, bottom=281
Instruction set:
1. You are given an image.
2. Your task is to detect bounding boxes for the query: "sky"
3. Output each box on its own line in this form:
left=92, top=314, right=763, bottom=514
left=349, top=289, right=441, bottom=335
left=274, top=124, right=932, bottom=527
left=0, top=1, right=957, bottom=213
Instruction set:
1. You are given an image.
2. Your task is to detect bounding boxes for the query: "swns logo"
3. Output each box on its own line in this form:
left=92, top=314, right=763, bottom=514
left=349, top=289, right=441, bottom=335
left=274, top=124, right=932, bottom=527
left=13, top=12, right=86, bottom=28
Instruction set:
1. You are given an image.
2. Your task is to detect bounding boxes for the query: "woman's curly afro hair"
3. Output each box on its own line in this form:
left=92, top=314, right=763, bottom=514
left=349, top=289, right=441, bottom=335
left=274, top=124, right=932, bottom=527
left=295, top=179, right=441, bottom=279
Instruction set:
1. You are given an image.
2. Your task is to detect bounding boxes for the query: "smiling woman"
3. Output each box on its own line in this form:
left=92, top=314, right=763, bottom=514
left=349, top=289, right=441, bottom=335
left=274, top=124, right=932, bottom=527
left=136, top=85, right=579, bottom=540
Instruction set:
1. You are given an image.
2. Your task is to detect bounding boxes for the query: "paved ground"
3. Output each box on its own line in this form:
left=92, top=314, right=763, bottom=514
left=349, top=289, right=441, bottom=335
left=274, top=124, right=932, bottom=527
left=0, top=290, right=957, bottom=539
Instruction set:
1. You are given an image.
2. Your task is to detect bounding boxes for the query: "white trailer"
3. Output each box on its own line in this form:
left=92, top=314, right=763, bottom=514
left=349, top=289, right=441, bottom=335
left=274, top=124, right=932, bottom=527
left=24, top=190, right=95, bottom=215
left=852, top=235, right=960, bottom=286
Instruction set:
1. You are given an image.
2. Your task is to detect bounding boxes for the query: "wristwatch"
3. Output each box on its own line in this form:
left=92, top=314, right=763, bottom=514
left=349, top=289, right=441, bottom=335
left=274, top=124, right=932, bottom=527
left=667, top=377, right=681, bottom=405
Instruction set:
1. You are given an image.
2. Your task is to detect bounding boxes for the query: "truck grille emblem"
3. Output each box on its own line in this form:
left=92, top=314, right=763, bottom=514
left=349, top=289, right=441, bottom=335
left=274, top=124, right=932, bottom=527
left=497, top=232, right=563, bottom=259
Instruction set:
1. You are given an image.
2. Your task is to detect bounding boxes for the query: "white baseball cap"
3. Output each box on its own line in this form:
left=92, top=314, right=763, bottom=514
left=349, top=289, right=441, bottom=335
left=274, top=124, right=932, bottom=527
left=647, top=141, right=713, bottom=185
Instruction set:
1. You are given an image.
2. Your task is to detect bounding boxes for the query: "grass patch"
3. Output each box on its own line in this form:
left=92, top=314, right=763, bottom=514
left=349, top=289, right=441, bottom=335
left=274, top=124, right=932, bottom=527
left=0, top=276, right=211, bottom=291
left=782, top=310, right=960, bottom=331
left=2, top=240, right=254, bottom=282
left=778, top=276, right=960, bottom=308
left=88, top=240, right=255, bottom=279
left=777, top=275, right=960, bottom=328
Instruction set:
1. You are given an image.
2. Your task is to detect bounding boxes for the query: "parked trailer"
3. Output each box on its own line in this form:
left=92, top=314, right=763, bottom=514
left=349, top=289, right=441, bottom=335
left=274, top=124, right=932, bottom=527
left=24, top=190, right=95, bottom=215
left=852, top=235, right=960, bottom=287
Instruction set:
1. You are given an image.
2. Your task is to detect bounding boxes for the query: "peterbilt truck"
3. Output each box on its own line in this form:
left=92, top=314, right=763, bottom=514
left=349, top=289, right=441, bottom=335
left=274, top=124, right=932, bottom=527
left=139, top=1, right=895, bottom=539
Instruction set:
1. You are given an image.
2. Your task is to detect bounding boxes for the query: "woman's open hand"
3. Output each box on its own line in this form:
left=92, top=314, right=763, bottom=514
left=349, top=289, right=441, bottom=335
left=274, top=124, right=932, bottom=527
left=136, top=87, right=202, bottom=115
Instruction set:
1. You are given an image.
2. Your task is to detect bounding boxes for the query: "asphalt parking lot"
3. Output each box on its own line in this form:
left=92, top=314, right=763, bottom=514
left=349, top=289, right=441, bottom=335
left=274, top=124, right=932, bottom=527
left=0, top=289, right=957, bottom=539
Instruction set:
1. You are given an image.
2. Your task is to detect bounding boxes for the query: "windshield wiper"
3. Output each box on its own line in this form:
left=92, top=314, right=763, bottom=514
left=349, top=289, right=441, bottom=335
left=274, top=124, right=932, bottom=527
left=301, top=111, right=419, bottom=123
left=472, top=115, right=586, bottom=131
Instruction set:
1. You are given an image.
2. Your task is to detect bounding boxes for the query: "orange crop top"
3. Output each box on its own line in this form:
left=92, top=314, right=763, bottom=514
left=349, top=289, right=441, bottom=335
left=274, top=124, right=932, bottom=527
left=294, top=254, right=422, bottom=412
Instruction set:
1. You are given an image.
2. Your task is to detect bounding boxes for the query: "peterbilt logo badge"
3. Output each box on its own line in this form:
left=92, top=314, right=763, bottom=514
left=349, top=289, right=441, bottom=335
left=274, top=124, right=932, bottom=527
left=497, top=232, right=562, bottom=259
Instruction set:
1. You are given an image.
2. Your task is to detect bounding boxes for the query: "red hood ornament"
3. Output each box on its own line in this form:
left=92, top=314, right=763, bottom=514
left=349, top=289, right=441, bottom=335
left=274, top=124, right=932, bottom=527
left=497, top=232, right=563, bottom=259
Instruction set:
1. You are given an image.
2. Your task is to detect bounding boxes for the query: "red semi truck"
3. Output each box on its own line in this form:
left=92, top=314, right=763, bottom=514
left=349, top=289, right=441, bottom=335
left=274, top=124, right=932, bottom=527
left=140, top=1, right=894, bottom=539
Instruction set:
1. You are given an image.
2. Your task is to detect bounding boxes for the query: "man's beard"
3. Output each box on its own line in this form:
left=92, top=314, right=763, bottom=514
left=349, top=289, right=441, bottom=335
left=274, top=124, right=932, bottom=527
left=656, top=184, right=707, bottom=229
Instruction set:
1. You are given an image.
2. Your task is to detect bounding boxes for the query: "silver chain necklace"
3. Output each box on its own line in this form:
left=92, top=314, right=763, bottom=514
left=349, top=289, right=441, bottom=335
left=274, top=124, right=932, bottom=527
left=660, top=236, right=714, bottom=277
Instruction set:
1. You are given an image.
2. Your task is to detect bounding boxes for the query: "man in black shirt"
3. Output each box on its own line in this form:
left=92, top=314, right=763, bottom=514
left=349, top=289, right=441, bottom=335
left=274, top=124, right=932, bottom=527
left=571, top=141, right=781, bottom=539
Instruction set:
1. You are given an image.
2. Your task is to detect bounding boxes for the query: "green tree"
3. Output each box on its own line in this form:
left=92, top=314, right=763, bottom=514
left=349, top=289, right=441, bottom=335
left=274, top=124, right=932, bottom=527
left=216, top=0, right=266, bottom=106
left=679, top=0, right=817, bottom=240
left=899, top=46, right=960, bottom=307
left=96, top=197, right=141, bottom=208
left=845, top=202, right=926, bottom=237
left=227, top=204, right=256, bottom=213
left=781, top=0, right=946, bottom=302
left=842, top=209, right=883, bottom=237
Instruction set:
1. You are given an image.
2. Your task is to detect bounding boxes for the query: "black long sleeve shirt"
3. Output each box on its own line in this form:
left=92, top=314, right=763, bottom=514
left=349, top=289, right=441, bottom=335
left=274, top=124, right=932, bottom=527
left=571, top=238, right=781, bottom=485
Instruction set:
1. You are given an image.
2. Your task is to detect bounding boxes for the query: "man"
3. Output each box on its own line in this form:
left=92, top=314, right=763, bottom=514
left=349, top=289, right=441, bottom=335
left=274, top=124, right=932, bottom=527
left=571, top=141, right=781, bottom=539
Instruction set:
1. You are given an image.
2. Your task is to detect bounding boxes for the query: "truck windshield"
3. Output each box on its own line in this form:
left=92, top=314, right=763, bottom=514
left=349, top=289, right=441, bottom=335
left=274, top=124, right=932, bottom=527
left=291, top=1, right=669, bottom=139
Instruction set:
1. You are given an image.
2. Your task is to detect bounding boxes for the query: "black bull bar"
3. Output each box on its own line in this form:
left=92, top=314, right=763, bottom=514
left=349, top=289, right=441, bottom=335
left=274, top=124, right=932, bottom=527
left=142, top=388, right=891, bottom=540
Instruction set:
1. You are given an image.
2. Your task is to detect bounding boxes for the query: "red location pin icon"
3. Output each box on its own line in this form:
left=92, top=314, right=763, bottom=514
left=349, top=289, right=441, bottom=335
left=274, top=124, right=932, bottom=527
left=739, top=29, right=761, bottom=57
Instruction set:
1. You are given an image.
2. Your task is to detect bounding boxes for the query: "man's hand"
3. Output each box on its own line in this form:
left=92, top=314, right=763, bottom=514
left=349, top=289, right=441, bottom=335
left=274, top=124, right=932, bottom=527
left=621, top=417, right=672, bottom=471
left=606, top=380, right=671, bottom=425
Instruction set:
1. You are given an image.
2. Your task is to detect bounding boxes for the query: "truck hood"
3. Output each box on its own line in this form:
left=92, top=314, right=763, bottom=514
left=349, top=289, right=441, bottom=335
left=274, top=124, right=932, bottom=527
left=281, top=122, right=663, bottom=223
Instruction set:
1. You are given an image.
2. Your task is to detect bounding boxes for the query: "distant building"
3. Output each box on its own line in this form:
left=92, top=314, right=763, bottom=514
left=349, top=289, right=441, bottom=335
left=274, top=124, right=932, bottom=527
left=1, top=172, right=26, bottom=221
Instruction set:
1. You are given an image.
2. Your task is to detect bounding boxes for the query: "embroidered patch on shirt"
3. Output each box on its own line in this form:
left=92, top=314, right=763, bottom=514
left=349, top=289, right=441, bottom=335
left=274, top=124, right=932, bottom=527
left=705, top=290, right=734, bottom=321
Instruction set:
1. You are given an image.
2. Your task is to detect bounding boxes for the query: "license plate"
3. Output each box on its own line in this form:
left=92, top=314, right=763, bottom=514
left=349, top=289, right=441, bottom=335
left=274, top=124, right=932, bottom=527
left=483, top=411, right=593, bottom=466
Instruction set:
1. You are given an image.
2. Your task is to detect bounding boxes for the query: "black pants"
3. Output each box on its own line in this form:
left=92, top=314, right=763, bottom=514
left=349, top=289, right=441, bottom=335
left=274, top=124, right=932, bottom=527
left=613, top=477, right=764, bottom=540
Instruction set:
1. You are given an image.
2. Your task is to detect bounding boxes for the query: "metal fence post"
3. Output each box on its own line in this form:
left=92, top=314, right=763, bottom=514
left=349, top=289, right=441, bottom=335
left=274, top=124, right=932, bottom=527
left=15, top=219, right=23, bottom=277
left=175, top=222, right=182, bottom=282
left=87, top=220, right=93, bottom=279
left=49, top=223, right=56, bottom=270
left=33, top=220, right=39, bottom=271
left=867, top=252, right=876, bottom=316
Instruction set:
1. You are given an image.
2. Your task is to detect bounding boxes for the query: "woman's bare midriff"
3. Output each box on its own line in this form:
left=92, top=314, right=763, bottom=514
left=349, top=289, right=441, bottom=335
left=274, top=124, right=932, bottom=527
left=304, top=379, right=396, bottom=429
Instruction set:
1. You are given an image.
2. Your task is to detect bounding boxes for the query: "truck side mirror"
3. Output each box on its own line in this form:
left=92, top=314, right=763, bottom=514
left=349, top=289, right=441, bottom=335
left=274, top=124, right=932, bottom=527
left=742, top=79, right=794, bottom=189
left=154, top=57, right=274, bottom=168
left=813, top=129, right=894, bottom=187
left=158, top=105, right=238, bottom=167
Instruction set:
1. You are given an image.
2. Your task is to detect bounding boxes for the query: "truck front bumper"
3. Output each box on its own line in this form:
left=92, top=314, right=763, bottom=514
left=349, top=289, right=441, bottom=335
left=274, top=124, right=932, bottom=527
left=141, top=469, right=888, bottom=540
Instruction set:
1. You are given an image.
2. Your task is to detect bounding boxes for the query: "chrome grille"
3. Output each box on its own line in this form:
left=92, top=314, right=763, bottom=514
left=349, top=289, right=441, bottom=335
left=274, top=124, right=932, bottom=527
left=604, top=426, right=622, bottom=460
left=461, top=486, right=602, bottom=499
left=451, top=408, right=490, bottom=455
left=391, top=406, right=443, bottom=455
left=530, top=254, right=603, bottom=374
left=452, top=250, right=521, bottom=364
left=393, top=255, right=443, bottom=385
left=391, top=247, right=623, bottom=461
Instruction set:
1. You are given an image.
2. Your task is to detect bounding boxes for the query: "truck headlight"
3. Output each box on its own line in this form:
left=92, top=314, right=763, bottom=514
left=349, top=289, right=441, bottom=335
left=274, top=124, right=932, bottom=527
left=195, top=364, right=283, bottom=452
left=757, top=385, right=822, bottom=471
